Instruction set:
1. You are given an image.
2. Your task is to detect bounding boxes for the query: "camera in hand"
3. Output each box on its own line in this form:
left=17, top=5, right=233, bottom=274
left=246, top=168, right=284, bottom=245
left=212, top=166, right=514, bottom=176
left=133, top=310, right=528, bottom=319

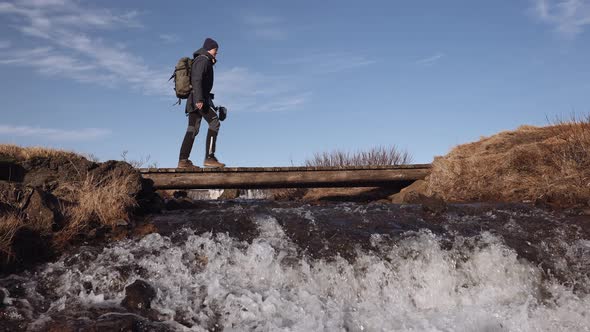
left=217, top=106, right=227, bottom=121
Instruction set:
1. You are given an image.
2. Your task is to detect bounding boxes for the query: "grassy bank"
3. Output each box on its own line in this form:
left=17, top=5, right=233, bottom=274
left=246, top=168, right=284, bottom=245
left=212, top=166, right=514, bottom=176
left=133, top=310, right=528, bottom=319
left=0, top=145, right=142, bottom=268
left=428, top=116, right=590, bottom=208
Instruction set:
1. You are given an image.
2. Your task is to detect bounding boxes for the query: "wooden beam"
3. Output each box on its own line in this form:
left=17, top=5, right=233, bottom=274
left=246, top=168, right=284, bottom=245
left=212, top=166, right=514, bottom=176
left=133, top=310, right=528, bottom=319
left=139, top=164, right=431, bottom=189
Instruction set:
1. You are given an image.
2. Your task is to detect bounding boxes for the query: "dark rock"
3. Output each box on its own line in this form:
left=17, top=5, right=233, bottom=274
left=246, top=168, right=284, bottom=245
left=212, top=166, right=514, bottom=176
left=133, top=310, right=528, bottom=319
left=121, top=280, right=157, bottom=312
left=10, top=227, right=54, bottom=268
left=165, top=198, right=199, bottom=210
left=0, top=288, right=5, bottom=308
left=21, top=156, right=68, bottom=188
left=406, top=193, right=447, bottom=215
left=0, top=276, right=26, bottom=298
left=0, top=313, right=27, bottom=332
left=94, top=313, right=173, bottom=332
left=83, top=281, right=93, bottom=294
left=93, top=314, right=151, bottom=331
left=132, top=223, right=158, bottom=238
left=218, top=189, right=240, bottom=200
left=173, top=190, right=188, bottom=199
left=45, top=314, right=173, bottom=332
left=0, top=157, right=25, bottom=182
left=174, top=308, right=196, bottom=328
left=22, top=188, right=58, bottom=232
left=390, top=179, right=429, bottom=204
left=136, top=195, right=164, bottom=215
left=46, top=320, right=78, bottom=332
left=82, top=160, right=143, bottom=204
left=0, top=182, right=27, bottom=210
left=135, top=179, right=164, bottom=215
left=0, top=154, right=154, bottom=275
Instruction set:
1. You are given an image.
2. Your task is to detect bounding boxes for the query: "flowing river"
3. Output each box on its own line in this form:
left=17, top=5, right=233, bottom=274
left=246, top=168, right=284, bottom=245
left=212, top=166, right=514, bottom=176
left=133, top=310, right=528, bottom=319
left=1, top=200, right=589, bottom=331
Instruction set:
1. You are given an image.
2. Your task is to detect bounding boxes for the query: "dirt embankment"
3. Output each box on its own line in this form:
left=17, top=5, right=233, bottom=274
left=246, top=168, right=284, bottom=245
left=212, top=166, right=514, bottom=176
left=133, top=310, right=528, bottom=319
left=0, top=145, right=162, bottom=274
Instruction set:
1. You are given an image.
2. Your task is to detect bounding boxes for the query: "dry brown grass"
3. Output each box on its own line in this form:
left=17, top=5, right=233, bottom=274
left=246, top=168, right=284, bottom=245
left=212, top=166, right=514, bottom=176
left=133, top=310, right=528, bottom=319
left=306, top=146, right=412, bottom=167
left=1, top=144, right=139, bottom=249
left=0, top=213, right=25, bottom=260
left=55, top=171, right=138, bottom=245
left=0, top=144, right=80, bottom=161
left=429, top=115, right=590, bottom=207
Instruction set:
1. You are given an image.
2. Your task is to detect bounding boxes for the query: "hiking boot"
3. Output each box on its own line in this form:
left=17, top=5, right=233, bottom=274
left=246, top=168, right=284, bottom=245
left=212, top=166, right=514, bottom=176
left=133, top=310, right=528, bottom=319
left=177, top=159, right=200, bottom=169
left=204, top=154, right=225, bottom=168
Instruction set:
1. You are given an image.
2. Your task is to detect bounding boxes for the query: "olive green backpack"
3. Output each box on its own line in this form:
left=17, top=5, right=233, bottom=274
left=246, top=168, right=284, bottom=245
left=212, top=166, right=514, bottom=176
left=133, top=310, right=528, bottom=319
left=169, top=57, right=193, bottom=104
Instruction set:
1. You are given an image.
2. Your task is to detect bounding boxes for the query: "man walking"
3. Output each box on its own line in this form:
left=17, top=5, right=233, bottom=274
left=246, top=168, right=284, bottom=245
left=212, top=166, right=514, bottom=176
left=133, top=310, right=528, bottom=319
left=178, top=37, right=225, bottom=168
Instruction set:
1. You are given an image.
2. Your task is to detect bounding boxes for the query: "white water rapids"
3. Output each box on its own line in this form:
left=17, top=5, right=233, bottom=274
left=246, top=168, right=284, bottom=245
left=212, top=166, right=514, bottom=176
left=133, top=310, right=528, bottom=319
left=1, top=204, right=589, bottom=331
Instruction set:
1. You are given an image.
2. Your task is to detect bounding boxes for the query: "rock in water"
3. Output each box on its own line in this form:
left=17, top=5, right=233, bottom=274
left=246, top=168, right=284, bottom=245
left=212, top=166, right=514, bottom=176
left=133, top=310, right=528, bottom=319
left=46, top=314, right=173, bottom=332
left=11, top=228, right=53, bottom=267
left=416, top=194, right=448, bottom=215
left=121, top=280, right=156, bottom=311
left=219, top=189, right=240, bottom=200
left=390, top=179, right=429, bottom=204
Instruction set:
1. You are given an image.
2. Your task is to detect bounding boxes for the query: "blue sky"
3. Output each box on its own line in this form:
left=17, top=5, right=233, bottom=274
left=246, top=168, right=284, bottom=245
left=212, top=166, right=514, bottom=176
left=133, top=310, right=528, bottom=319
left=0, top=0, right=589, bottom=167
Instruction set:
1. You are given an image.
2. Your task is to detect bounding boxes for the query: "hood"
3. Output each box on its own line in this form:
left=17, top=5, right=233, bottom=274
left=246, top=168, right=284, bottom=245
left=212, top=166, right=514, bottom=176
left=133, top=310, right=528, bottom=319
left=193, top=48, right=216, bottom=64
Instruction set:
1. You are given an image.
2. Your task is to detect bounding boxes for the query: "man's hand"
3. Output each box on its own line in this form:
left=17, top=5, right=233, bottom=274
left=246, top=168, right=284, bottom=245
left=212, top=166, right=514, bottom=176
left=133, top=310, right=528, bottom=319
left=196, top=101, right=204, bottom=110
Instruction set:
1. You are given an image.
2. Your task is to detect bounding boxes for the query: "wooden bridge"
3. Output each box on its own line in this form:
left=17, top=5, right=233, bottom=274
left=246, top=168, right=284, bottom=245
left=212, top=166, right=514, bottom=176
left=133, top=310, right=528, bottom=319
left=139, top=164, right=431, bottom=190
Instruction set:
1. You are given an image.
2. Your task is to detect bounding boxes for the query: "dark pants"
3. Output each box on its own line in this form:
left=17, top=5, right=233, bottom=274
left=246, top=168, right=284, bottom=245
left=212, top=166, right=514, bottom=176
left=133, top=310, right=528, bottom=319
left=179, top=103, right=220, bottom=161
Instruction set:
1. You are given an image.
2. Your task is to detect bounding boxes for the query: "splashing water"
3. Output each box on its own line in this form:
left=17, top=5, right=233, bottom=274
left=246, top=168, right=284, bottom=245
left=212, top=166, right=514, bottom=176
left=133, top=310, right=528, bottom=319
left=1, top=202, right=589, bottom=331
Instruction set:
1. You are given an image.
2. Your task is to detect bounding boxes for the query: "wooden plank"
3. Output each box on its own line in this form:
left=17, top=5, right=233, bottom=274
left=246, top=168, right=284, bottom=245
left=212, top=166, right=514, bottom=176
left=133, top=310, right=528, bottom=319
left=138, top=164, right=432, bottom=174
left=140, top=165, right=431, bottom=189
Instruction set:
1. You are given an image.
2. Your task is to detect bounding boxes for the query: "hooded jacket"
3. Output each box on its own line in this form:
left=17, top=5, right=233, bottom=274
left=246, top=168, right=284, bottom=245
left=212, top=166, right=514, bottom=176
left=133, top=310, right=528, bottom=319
left=186, top=48, right=215, bottom=113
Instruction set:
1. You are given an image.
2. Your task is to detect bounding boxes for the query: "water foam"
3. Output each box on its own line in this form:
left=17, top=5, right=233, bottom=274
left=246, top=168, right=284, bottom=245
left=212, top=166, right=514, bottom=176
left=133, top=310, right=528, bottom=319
left=12, top=216, right=586, bottom=331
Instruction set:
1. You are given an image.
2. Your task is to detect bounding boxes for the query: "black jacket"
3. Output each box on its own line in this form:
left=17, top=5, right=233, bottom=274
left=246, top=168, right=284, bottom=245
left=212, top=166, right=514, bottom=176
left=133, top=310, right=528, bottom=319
left=186, top=48, right=215, bottom=113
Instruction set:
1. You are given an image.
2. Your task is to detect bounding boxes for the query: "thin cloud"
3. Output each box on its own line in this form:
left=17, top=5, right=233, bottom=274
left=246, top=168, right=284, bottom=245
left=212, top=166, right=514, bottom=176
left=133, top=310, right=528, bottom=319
left=415, top=52, right=445, bottom=66
left=0, top=40, right=10, bottom=48
left=0, top=124, right=111, bottom=141
left=252, top=93, right=311, bottom=113
left=159, top=34, right=179, bottom=43
left=0, top=47, right=99, bottom=80
left=0, top=0, right=168, bottom=95
left=16, top=0, right=69, bottom=7
left=0, top=1, right=141, bottom=30
left=241, top=13, right=287, bottom=41
left=0, top=1, right=309, bottom=112
left=276, top=52, right=376, bottom=73
left=532, top=0, right=590, bottom=38
left=215, top=67, right=310, bottom=112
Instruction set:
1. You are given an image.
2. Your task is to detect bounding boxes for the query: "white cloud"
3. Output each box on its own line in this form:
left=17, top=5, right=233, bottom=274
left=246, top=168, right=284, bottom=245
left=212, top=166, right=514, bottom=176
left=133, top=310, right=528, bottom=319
left=415, top=52, right=445, bottom=66
left=16, top=0, right=68, bottom=7
left=159, top=34, right=179, bottom=43
left=0, top=0, right=140, bottom=29
left=532, top=0, right=590, bottom=38
left=0, top=1, right=309, bottom=112
left=241, top=13, right=287, bottom=41
left=0, top=124, right=111, bottom=141
left=0, top=0, right=168, bottom=95
left=0, top=47, right=97, bottom=78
